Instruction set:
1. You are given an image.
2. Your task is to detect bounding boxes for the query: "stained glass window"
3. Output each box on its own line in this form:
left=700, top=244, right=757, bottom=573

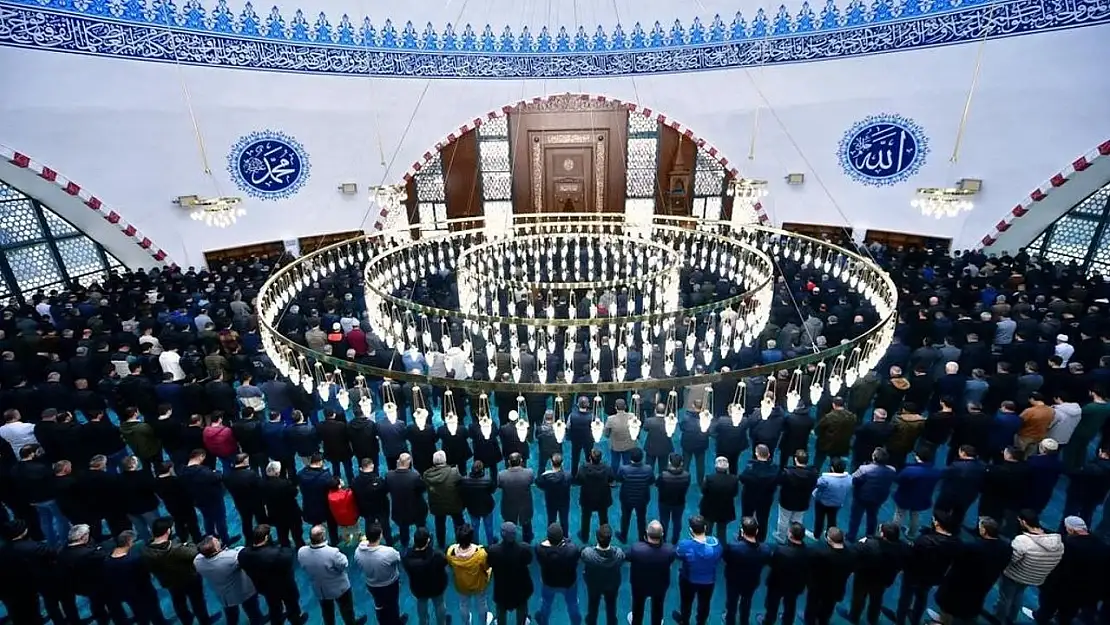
left=1026, top=179, right=1110, bottom=275
left=625, top=114, right=659, bottom=203
left=0, top=176, right=121, bottom=300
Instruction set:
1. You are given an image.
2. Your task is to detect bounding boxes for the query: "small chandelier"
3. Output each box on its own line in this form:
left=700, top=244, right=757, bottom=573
left=728, top=178, right=769, bottom=202
left=911, top=187, right=976, bottom=219
left=371, top=184, right=408, bottom=215
left=179, top=196, right=245, bottom=228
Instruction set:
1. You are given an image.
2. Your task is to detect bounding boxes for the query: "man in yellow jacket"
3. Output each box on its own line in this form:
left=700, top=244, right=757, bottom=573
left=446, top=524, right=492, bottom=625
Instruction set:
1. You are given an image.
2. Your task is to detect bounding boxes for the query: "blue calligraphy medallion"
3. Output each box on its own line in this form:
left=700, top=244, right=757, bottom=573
left=837, top=114, right=928, bottom=187
left=228, top=130, right=310, bottom=200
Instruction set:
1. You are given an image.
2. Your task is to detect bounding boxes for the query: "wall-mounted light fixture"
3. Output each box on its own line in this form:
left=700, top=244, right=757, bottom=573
left=338, top=182, right=359, bottom=195
left=785, top=173, right=805, bottom=185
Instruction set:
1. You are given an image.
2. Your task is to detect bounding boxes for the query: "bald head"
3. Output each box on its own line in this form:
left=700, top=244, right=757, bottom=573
left=645, top=521, right=664, bottom=543
left=309, top=525, right=327, bottom=545
left=397, top=453, right=412, bottom=469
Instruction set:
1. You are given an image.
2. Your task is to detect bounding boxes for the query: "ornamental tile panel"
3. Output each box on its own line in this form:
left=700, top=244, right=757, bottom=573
left=9, top=243, right=62, bottom=293
left=0, top=0, right=1103, bottom=78
left=0, top=198, right=45, bottom=246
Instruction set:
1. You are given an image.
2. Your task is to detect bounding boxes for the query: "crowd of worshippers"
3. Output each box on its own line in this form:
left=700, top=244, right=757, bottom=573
left=3, top=243, right=1110, bottom=625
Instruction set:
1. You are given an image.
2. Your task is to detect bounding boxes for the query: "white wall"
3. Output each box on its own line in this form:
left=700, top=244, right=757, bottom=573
left=2, top=25, right=1109, bottom=266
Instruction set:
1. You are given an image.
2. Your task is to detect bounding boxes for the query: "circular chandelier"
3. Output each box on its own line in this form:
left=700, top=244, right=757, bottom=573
left=187, top=197, right=246, bottom=228
left=911, top=188, right=975, bottom=219
left=257, top=214, right=897, bottom=421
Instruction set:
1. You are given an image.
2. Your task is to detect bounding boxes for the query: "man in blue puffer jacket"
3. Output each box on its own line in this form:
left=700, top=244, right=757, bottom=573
left=672, top=515, right=723, bottom=625
left=848, top=447, right=897, bottom=541
left=892, top=447, right=943, bottom=538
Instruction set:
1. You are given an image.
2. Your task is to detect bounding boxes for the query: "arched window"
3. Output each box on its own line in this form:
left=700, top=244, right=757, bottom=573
left=0, top=180, right=122, bottom=302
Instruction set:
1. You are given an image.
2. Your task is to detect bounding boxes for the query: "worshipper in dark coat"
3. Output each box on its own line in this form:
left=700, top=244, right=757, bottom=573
left=377, top=414, right=408, bottom=471
left=1034, top=516, right=1110, bottom=625
left=351, top=458, right=392, bottom=543
left=934, top=444, right=987, bottom=529
left=286, top=411, right=320, bottom=461
left=947, top=401, right=993, bottom=465
left=934, top=517, right=1014, bottom=624
left=628, top=520, right=677, bottom=625
left=804, top=527, right=857, bottom=625
left=178, top=450, right=233, bottom=544
left=616, top=448, right=656, bottom=543
left=576, top=449, right=615, bottom=544
left=681, top=401, right=713, bottom=485
left=400, top=527, right=449, bottom=625
left=438, top=418, right=473, bottom=471
left=739, top=445, right=779, bottom=542
left=223, top=454, right=269, bottom=534
left=763, top=523, right=810, bottom=625
left=846, top=523, right=909, bottom=625
left=262, top=412, right=295, bottom=479
left=237, top=524, right=305, bottom=625
left=814, top=398, right=856, bottom=471
left=778, top=405, right=815, bottom=470
left=408, top=418, right=439, bottom=474
left=699, top=456, right=741, bottom=544
left=103, top=530, right=169, bottom=625
left=499, top=415, right=530, bottom=468
left=385, top=452, right=428, bottom=547
left=347, top=408, right=380, bottom=465
left=852, top=408, right=894, bottom=470
left=260, top=462, right=305, bottom=548
left=712, top=414, right=749, bottom=476
left=298, top=453, right=340, bottom=544
left=1024, top=439, right=1065, bottom=514
left=230, top=408, right=267, bottom=473
left=0, top=520, right=69, bottom=625
left=895, top=512, right=963, bottom=625
left=723, top=517, right=772, bottom=625
left=78, top=454, right=131, bottom=540
left=486, top=521, right=535, bottom=625
left=536, top=453, right=572, bottom=535
left=978, top=447, right=1030, bottom=529
left=56, top=523, right=129, bottom=625
left=1062, top=448, right=1110, bottom=526
left=746, top=408, right=785, bottom=459
left=498, top=452, right=537, bottom=543
left=643, top=406, right=674, bottom=474
left=153, top=461, right=203, bottom=543
left=469, top=417, right=503, bottom=480
left=316, top=409, right=355, bottom=482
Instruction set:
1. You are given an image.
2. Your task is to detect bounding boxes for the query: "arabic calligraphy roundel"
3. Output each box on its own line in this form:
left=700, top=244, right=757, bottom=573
left=837, top=114, right=929, bottom=187
left=228, top=130, right=310, bottom=200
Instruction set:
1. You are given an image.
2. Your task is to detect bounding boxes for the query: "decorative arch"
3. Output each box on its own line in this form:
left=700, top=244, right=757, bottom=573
left=977, top=138, right=1110, bottom=250
left=378, top=92, right=769, bottom=229
left=0, top=144, right=176, bottom=268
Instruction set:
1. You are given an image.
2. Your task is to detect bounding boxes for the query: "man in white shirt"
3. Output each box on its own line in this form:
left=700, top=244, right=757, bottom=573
left=159, top=347, right=186, bottom=381
left=0, top=409, right=39, bottom=456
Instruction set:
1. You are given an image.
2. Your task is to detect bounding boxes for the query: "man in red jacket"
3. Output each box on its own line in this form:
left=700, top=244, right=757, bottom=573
left=202, top=413, right=238, bottom=472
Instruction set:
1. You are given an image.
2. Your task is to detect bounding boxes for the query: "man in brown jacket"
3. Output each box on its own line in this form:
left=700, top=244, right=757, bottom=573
left=813, top=397, right=856, bottom=471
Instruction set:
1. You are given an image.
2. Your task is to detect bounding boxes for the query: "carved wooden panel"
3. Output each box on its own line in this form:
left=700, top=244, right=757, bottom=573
left=440, top=131, right=483, bottom=225
left=510, top=104, right=626, bottom=213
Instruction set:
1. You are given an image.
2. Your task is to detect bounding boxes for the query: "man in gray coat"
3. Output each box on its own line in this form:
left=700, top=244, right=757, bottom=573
left=604, top=398, right=637, bottom=467
left=498, top=453, right=536, bottom=543
left=296, top=525, right=367, bottom=625
left=193, top=536, right=265, bottom=624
